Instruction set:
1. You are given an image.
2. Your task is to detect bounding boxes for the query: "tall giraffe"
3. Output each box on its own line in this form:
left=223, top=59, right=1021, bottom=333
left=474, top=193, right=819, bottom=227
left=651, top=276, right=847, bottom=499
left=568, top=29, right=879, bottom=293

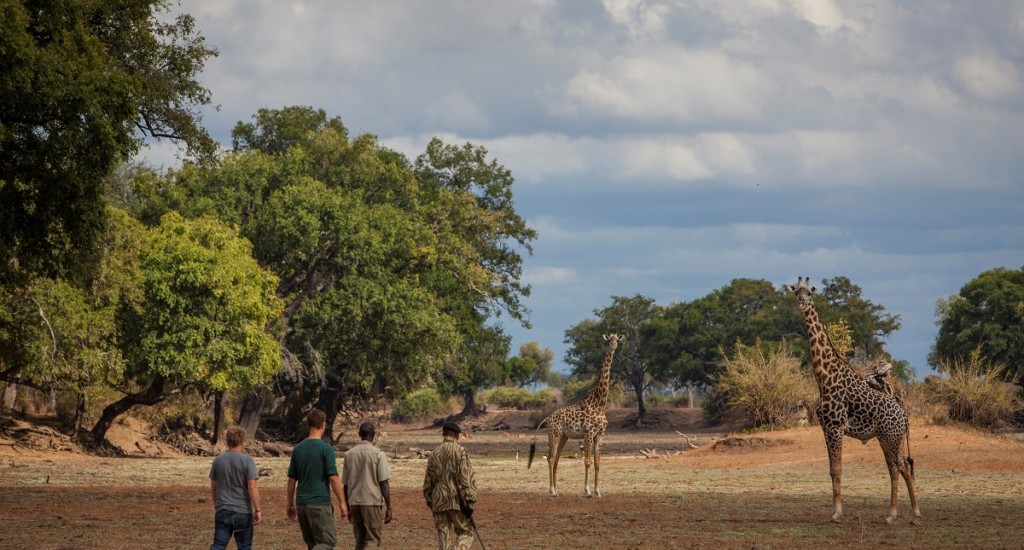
left=787, top=277, right=920, bottom=524
left=535, top=333, right=620, bottom=497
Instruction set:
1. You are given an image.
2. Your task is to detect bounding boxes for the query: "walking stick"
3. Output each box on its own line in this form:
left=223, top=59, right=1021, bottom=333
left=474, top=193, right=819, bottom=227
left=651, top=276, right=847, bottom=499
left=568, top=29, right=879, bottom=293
left=449, top=468, right=487, bottom=550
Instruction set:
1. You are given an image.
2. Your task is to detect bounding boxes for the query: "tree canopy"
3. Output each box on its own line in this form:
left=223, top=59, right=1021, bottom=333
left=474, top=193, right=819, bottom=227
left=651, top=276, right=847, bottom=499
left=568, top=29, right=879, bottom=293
left=0, top=0, right=217, bottom=286
left=932, top=266, right=1024, bottom=383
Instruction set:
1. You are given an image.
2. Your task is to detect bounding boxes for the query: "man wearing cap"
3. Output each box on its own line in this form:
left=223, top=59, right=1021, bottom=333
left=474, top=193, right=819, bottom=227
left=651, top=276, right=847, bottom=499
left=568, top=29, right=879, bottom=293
left=423, top=421, right=478, bottom=550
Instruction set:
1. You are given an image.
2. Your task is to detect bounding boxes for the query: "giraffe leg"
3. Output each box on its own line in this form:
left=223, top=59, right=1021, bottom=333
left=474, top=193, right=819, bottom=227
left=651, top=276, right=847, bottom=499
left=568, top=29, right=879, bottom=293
left=824, top=430, right=844, bottom=523
left=582, top=435, right=594, bottom=497
left=900, top=461, right=921, bottom=524
left=899, top=447, right=921, bottom=524
left=881, top=438, right=901, bottom=524
left=592, top=432, right=603, bottom=498
left=548, top=434, right=568, bottom=497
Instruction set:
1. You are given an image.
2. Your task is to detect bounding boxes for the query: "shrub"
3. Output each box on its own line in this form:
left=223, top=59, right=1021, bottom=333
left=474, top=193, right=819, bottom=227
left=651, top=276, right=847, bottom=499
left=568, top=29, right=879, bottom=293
left=714, top=339, right=817, bottom=428
left=929, top=350, right=1022, bottom=429
left=479, top=386, right=557, bottom=410
left=391, top=389, right=450, bottom=422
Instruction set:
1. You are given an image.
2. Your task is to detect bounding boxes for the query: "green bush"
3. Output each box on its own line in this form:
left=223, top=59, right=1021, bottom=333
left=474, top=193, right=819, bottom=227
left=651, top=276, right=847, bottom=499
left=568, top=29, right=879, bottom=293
left=929, top=350, right=1022, bottom=429
left=479, top=386, right=557, bottom=410
left=392, top=389, right=449, bottom=421
left=714, top=339, right=816, bottom=428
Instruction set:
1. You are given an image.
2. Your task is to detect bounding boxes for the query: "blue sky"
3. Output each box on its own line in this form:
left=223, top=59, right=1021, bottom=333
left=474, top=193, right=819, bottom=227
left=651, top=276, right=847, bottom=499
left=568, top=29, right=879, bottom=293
left=146, top=0, right=1024, bottom=378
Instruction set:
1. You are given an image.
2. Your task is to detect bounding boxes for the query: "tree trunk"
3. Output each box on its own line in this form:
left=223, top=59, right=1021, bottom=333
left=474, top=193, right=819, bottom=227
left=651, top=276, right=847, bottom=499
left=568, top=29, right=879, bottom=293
left=90, top=376, right=166, bottom=444
left=686, top=381, right=695, bottom=409
left=633, top=382, right=647, bottom=427
left=236, top=386, right=266, bottom=439
left=73, top=393, right=86, bottom=436
left=211, top=390, right=227, bottom=447
left=460, top=390, right=479, bottom=417
left=314, top=384, right=341, bottom=443
left=2, top=382, right=17, bottom=410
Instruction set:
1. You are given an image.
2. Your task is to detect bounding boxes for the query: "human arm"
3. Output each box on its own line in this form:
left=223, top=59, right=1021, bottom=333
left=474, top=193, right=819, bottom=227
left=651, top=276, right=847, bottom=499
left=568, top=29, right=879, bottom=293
left=329, top=475, right=348, bottom=518
left=286, top=478, right=297, bottom=521
left=248, top=479, right=262, bottom=525
left=380, top=480, right=392, bottom=523
left=209, top=479, right=217, bottom=509
left=422, top=461, right=434, bottom=509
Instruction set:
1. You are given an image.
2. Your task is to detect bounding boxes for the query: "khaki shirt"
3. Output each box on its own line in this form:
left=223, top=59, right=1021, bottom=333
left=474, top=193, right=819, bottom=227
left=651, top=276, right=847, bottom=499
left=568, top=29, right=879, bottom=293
left=423, top=435, right=477, bottom=512
left=341, top=440, right=390, bottom=506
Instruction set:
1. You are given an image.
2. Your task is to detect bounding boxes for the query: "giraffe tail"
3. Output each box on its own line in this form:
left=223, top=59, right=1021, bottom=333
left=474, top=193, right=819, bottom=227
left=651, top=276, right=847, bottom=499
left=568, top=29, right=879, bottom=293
left=905, top=418, right=915, bottom=480
left=527, top=438, right=536, bottom=469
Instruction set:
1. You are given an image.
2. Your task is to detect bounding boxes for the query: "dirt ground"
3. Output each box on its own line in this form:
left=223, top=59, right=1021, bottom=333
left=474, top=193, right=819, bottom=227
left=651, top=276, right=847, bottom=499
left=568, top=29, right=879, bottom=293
left=2, top=407, right=1023, bottom=549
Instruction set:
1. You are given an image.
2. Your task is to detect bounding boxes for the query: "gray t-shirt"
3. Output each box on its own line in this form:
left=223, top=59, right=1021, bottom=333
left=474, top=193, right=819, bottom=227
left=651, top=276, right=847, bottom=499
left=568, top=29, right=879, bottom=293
left=209, top=450, right=259, bottom=513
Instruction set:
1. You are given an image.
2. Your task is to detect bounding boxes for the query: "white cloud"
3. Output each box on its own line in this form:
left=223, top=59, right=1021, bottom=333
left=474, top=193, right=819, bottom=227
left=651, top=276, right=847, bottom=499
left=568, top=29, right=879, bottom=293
left=951, top=53, right=1023, bottom=103
left=602, top=0, right=671, bottom=39
left=556, top=50, right=772, bottom=123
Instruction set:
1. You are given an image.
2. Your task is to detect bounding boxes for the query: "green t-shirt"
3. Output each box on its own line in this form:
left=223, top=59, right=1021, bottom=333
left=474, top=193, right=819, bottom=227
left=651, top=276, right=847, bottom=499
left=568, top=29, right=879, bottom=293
left=287, top=438, right=339, bottom=506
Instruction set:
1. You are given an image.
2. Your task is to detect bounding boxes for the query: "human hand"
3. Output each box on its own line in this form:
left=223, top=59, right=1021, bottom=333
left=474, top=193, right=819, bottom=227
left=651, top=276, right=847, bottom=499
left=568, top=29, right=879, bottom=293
left=340, top=504, right=349, bottom=519
left=252, top=510, right=262, bottom=525
left=287, top=505, right=297, bottom=521
left=385, top=506, right=393, bottom=524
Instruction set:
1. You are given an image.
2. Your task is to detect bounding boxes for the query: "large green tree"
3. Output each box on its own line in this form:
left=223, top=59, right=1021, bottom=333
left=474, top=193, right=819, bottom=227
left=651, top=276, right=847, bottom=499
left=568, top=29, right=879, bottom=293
left=90, top=213, right=281, bottom=443
left=0, top=0, right=216, bottom=286
left=0, top=207, right=146, bottom=424
left=131, top=107, right=535, bottom=436
left=932, top=266, right=1024, bottom=383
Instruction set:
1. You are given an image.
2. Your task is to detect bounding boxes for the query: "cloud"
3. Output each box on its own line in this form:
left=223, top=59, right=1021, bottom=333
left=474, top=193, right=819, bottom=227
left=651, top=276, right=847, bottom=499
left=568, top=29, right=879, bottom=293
left=951, top=53, right=1023, bottom=103
left=555, top=50, right=773, bottom=123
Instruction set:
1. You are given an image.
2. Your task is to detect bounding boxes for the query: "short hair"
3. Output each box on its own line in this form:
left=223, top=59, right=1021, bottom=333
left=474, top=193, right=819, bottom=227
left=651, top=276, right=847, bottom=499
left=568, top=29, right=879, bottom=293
left=226, top=426, right=246, bottom=448
left=306, top=409, right=327, bottom=429
left=358, top=421, right=375, bottom=440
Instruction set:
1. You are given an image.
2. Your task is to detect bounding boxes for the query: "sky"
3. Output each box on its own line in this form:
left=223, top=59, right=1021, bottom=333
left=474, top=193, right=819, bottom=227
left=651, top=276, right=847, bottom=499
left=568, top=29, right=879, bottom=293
left=145, top=0, right=1024, bottom=379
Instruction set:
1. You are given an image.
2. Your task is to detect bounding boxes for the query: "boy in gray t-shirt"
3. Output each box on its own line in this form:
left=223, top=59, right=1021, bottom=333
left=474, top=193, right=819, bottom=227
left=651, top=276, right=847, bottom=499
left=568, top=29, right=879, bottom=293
left=209, top=426, right=262, bottom=550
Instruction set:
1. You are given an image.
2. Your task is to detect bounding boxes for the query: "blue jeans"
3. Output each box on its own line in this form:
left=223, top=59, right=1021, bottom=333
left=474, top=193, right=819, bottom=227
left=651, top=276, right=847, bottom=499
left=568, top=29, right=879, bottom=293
left=211, top=508, right=253, bottom=550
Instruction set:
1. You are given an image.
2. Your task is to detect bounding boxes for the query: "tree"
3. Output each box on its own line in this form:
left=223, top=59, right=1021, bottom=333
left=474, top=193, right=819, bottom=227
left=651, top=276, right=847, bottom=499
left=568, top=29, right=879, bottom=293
left=0, top=207, right=146, bottom=426
left=503, top=342, right=555, bottom=388
left=565, top=295, right=659, bottom=425
left=932, top=266, right=1024, bottom=384
left=1, top=0, right=216, bottom=286
left=90, top=213, right=281, bottom=443
left=817, top=276, right=901, bottom=359
left=232, top=106, right=347, bottom=155
left=647, top=279, right=796, bottom=393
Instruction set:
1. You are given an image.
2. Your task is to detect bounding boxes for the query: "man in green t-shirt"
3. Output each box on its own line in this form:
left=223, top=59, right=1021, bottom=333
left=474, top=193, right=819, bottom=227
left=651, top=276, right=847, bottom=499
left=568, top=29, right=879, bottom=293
left=287, top=409, right=349, bottom=549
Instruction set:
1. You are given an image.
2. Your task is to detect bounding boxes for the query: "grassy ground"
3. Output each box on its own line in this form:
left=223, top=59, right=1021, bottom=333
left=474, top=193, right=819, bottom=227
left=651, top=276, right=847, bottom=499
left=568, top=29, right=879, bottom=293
left=1, top=412, right=1022, bottom=549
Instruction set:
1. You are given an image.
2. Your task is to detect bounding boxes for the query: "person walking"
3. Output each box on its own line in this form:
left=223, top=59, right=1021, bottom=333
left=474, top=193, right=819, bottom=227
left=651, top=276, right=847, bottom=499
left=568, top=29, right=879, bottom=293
left=287, top=409, right=349, bottom=549
left=423, top=421, right=478, bottom=550
left=342, top=421, right=393, bottom=549
left=209, top=426, right=262, bottom=550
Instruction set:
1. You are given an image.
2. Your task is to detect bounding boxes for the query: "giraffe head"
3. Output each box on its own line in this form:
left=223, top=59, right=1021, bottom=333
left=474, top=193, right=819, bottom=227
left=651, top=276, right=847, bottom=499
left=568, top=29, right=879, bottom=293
left=602, top=333, right=621, bottom=350
left=785, top=276, right=816, bottom=312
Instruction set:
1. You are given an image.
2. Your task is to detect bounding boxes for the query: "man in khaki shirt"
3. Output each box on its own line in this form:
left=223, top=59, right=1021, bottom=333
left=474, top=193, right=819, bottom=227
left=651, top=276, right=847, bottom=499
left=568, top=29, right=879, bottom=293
left=342, top=421, right=392, bottom=549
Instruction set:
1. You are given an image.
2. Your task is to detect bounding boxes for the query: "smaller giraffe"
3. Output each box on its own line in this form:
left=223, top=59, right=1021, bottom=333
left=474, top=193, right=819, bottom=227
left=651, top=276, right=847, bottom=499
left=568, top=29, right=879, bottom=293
left=531, top=333, right=620, bottom=497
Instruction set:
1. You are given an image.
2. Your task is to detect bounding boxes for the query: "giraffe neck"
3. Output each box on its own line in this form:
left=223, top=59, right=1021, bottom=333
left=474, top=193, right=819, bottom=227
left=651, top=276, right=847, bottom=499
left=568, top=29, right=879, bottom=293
left=584, top=340, right=618, bottom=411
left=801, top=306, right=853, bottom=386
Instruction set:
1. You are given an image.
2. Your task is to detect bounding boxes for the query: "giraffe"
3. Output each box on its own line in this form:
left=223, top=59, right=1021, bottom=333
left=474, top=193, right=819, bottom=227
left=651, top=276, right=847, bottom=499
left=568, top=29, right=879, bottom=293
left=534, top=333, right=620, bottom=497
left=786, top=277, right=920, bottom=524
